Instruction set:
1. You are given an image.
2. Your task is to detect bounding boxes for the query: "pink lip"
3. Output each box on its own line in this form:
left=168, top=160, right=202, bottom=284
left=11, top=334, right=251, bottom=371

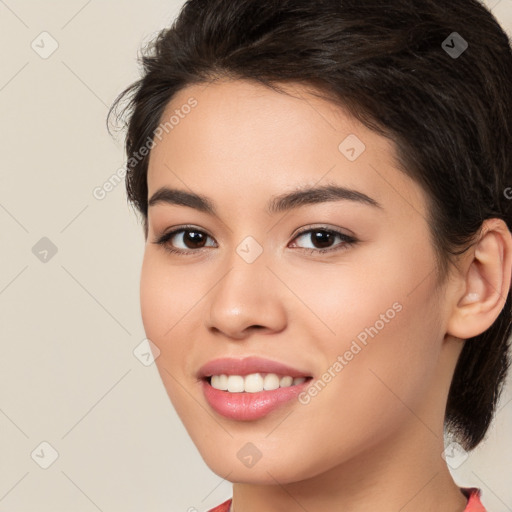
left=201, top=378, right=311, bottom=421
left=197, top=356, right=311, bottom=379
left=198, top=357, right=313, bottom=421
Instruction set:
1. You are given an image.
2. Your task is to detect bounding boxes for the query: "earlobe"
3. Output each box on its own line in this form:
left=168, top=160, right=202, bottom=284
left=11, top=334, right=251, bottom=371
left=447, top=219, right=512, bottom=340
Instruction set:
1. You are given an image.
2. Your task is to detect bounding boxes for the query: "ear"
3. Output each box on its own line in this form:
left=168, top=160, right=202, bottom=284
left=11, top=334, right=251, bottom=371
left=446, top=218, right=512, bottom=339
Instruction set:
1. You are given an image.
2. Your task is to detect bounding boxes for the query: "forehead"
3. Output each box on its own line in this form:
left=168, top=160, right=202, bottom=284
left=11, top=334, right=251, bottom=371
left=146, top=79, right=426, bottom=218
left=149, top=78, right=388, bottom=166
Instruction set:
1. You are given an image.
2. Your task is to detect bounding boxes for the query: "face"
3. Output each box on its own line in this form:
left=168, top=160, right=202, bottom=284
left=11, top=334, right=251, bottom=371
left=141, top=79, right=457, bottom=484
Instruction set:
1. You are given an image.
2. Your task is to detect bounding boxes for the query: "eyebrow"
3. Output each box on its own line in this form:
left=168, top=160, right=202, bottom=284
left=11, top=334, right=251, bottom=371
left=148, top=183, right=382, bottom=216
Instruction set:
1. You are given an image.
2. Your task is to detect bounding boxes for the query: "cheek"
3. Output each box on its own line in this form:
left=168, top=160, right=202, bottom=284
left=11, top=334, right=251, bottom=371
left=139, top=249, right=221, bottom=402
left=140, top=255, right=168, bottom=341
left=139, top=252, right=198, bottom=393
left=307, top=241, right=444, bottom=426
left=139, top=252, right=204, bottom=417
left=140, top=251, right=200, bottom=342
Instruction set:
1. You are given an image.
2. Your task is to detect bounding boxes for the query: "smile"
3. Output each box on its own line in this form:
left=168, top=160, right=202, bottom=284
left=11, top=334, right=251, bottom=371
left=208, top=373, right=308, bottom=393
left=198, top=356, right=313, bottom=420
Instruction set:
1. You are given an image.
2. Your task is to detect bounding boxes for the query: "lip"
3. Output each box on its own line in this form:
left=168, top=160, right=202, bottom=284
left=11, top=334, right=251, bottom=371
left=201, top=378, right=311, bottom=421
left=198, top=356, right=313, bottom=421
left=197, top=356, right=311, bottom=379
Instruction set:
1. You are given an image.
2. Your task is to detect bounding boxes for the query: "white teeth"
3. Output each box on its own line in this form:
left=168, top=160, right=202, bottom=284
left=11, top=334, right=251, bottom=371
left=263, top=373, right=280, bottom=390
left=226, top=375, right=244, bottom=393
left=209, top=373, right=308, bottom=392
left=280, top=376, right=293, bottom=387
left=210, top=374, right=228, bottom=390
left=244, top=373, right=264, bottom=393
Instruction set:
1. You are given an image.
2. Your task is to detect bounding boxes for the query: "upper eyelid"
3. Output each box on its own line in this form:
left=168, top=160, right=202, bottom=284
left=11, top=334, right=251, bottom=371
left=162, top=224, right=346, bottom=236
left=293, top=225, right=351, bottom=236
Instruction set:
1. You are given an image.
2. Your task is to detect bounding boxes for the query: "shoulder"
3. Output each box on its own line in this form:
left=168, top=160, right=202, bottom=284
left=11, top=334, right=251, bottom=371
left=461, top=487, right=487, bottom=512
left=206, top=498, right=232, bottom=512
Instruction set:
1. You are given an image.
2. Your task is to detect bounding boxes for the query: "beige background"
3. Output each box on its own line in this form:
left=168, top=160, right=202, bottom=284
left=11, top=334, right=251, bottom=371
left=0, top=1, right=511, bottom=511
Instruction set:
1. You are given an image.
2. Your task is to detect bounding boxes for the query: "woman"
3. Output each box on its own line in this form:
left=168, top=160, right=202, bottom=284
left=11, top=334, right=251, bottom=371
left=109, top=1, right=512, bottom=510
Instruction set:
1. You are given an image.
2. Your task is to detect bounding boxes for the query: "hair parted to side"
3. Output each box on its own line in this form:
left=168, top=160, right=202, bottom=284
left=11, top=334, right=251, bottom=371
left=108, top=0, right=512, bottom=450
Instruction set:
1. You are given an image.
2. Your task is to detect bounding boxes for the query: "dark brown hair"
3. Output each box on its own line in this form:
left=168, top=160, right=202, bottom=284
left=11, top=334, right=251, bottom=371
left=108, top=0, right=512, bottom=450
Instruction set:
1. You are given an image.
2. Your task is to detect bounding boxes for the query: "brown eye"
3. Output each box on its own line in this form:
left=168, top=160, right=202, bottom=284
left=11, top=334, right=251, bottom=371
left=306, top=230, right=336, bottom=249
left=290, top=228, right=356, bottom=253
left=176, top=230, right=208, bottom=249
left=153, top=227, right=217, bottom=255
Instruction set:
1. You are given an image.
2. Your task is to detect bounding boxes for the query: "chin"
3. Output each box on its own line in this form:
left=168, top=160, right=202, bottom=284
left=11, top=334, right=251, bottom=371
left=198, top=444, right=321, bottom=485
left=206, top=460, right=300, bottom=485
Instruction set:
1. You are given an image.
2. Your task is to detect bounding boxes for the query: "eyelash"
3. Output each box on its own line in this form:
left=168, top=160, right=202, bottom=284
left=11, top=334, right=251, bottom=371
left=152, top=225, right=357, bottom=256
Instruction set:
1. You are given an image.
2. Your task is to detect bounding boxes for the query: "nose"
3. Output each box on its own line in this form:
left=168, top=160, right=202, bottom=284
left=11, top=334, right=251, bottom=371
left=205, top=252, right=288, bottom=340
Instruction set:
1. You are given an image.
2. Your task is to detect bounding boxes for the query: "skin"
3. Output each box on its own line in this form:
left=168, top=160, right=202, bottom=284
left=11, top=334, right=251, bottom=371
left=140, top=78, right=512, bottom=512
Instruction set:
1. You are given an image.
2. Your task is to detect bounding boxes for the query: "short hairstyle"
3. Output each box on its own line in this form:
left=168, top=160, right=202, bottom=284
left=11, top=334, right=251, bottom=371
left=108, top=0, right=512, bottom=450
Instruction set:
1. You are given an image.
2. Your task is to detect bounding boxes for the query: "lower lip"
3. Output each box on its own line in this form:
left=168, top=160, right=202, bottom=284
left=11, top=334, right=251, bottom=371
left=201, top=379, right=311, bottom=421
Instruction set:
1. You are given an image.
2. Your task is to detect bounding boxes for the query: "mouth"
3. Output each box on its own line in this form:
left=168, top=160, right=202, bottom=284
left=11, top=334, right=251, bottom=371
left=198, top=357, right=314, bottom=420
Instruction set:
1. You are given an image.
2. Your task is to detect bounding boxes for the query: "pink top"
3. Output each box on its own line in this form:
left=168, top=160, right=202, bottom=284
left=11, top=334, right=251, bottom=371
left=207, top=487, right=486, bottom=512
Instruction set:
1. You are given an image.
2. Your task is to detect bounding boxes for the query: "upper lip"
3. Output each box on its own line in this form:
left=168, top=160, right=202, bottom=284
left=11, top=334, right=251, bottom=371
left=198, top=356, right=312, bottom=379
